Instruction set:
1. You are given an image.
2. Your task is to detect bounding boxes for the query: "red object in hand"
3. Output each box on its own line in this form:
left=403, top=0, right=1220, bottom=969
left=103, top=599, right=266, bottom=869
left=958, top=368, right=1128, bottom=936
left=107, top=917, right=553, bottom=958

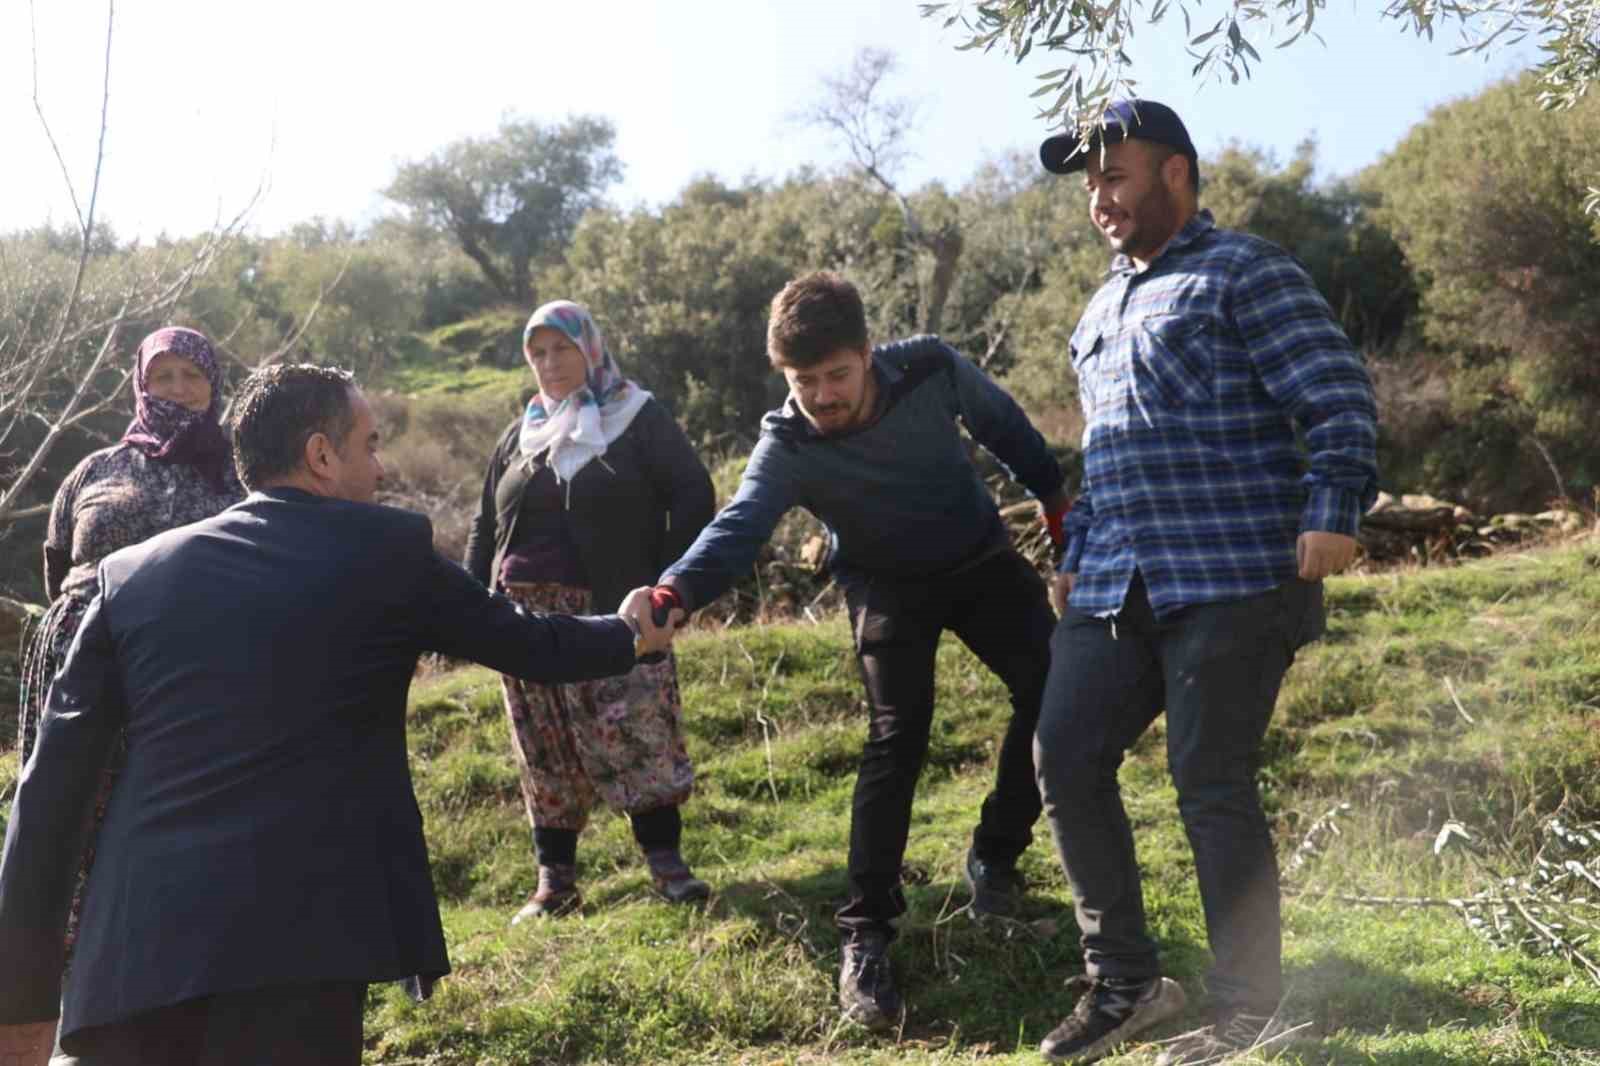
left=1044, top=506, right=1067, bottom=550
left=637, top=585, right=687, bottom=665
left=649, top=585, right=684, bottom=621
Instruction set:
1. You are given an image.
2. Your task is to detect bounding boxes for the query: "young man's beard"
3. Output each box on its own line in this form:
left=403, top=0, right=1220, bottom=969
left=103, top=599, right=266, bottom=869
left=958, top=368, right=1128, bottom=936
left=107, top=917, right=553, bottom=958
left=1107, top=182, right=1179, bottom=260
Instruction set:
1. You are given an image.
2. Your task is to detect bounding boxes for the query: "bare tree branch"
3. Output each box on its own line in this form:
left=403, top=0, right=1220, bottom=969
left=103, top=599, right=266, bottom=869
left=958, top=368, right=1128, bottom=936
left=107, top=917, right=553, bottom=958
left=0, top=503, right=51, bottom=522
left=0, top=314, right=125, bottom=525
left=803, top=48, right=966, bottom=335
left=28, top=0, right=92, bottom=235
left=0, top=0, right=260, bottom=533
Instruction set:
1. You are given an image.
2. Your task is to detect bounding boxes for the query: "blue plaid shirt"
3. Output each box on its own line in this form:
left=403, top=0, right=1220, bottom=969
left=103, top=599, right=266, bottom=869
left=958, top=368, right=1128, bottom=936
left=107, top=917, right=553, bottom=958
left=1062, top=210, right=1378, bottom=618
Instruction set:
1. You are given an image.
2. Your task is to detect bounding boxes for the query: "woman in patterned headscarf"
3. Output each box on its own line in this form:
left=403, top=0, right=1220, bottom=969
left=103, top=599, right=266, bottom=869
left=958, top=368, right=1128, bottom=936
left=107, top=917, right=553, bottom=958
left=464, top=300, right=716, bottom=923
left=16, top=326, right=244, bottom=953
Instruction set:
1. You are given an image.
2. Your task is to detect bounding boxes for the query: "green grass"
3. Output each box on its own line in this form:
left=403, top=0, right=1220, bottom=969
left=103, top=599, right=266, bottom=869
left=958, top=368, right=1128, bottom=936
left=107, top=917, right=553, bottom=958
left=376, top=308, right=530, bottom=402
left=372, top=539, right=1600, bottom=1064
left=5, top=542, right=1600, bottom=1063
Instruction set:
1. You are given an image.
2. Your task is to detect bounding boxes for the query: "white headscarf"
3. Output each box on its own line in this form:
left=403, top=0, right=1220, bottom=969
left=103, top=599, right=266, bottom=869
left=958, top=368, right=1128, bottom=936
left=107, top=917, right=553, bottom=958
left=517, top=300, right=652, bottom=482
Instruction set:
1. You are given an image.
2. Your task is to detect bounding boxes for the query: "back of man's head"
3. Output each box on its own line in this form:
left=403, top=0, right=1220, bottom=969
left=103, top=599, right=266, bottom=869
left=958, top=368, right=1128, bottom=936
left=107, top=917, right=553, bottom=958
left=767, top=271, right=869, bottom=369
left=231, top=364, right=357, bottom=491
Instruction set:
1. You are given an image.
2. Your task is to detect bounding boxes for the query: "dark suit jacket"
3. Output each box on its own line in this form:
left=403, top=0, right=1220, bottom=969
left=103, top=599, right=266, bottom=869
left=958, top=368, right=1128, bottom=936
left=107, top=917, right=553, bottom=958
left=0, top=488, right=636, bottom=1040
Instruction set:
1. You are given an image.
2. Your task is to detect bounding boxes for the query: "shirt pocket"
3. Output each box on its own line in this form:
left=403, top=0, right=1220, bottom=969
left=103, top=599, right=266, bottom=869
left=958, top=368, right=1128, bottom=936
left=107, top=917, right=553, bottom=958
left=1136, top=312, right=1215, bottom=408
left=1071, top=329, right=1115, bottom=430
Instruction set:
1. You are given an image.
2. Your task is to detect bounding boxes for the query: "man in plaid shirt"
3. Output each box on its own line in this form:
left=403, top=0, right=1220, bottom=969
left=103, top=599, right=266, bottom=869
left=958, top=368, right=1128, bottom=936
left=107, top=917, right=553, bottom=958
left=1030, top=100, right=1379, bottom=1065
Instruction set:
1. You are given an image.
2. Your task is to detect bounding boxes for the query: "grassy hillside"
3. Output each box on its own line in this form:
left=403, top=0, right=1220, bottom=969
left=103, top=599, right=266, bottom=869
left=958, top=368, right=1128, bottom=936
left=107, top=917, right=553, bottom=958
left=366, top=540, right=1600, bottom=1064
left=3, top=542, right=1598, bottom=1063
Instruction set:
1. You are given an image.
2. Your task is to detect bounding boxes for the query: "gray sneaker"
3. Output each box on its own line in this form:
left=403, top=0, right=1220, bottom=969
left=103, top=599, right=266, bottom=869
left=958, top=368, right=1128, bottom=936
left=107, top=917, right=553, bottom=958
left=1040, top=974, right=1187, bottom=1063
left=1154, top=1008, right=1296, bottom=1065
left=838, top=931, right=902, bottom=1031
left=963, top=846, right=1025, bottom=918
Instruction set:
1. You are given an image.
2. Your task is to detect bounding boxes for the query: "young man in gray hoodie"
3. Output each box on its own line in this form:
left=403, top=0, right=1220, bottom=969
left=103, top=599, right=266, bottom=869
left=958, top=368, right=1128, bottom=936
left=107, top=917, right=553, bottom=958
left=653, top=272, right=1069, bottom=1029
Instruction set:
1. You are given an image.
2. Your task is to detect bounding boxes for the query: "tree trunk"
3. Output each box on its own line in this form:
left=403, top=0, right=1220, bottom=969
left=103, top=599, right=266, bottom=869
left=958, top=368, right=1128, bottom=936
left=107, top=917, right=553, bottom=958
left=512, top=257, right=536, bottom=308
left=453, top=229, right=515, bottom=303
left=920, top=226, right=964, bottom=336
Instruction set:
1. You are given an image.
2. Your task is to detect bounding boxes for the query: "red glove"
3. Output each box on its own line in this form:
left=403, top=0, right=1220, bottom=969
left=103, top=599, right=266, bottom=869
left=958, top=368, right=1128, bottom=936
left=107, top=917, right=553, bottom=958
left=649, top=585, right=685, bottom=625
left=1044, top=504, right=1068, bottom=554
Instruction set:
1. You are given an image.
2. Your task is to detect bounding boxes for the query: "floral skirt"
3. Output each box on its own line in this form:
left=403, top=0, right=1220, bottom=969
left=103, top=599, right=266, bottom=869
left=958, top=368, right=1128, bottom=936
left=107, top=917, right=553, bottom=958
left=16, top=593, right=125, bottom=960
left=499, top=582, right=694, bottom=830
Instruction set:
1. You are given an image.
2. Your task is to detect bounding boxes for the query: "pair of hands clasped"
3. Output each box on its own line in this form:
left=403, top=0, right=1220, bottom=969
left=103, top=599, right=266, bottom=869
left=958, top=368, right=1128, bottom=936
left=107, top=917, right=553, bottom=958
left=618, top=586, right=688, bottom=658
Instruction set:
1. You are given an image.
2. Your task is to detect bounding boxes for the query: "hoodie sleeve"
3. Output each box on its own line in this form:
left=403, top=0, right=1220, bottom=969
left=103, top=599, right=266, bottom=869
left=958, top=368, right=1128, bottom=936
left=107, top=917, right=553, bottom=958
left=658, top=435, right=801, bottom=611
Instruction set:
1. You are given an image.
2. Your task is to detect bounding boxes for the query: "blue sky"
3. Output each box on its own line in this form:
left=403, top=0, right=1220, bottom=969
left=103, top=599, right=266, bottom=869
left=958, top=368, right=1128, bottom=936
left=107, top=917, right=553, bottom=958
left=2, top=0, right=1539, bottom=239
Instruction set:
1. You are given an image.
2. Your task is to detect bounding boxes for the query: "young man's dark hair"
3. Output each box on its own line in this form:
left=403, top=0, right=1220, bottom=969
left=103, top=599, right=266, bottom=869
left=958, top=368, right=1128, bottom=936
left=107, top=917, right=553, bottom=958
left=766, top=271, right=869, bottom=369
left=230, top=365, right=357, bottom=490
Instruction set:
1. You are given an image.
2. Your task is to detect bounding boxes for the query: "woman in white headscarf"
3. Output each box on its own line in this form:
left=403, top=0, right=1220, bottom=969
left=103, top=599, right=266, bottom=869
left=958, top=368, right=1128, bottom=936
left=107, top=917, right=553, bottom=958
left=464, top=300, right=716, bottom=924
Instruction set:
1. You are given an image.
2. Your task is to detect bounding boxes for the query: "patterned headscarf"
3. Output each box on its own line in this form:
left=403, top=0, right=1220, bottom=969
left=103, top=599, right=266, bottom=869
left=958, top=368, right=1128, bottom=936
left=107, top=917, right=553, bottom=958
left=517, top=301, right=652, bottom=482
left=121, top=327, right=232, bottom=490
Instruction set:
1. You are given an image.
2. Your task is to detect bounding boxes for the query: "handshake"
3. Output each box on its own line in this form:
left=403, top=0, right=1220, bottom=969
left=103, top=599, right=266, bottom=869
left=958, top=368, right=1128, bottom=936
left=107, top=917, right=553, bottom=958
left=617, top=585, right=689, bottom=660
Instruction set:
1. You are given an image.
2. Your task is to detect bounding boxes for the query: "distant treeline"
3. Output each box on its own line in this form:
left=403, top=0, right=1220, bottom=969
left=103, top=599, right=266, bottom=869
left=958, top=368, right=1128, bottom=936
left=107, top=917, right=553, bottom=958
left=4, top=74, right=1599, bottom=601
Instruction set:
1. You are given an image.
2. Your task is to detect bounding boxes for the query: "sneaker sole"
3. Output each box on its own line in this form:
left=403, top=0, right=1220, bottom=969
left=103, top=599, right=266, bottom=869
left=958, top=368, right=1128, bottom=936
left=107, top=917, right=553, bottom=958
left=1040, top=977, right=1188, bottom=1063
left=658, top=883, right=711, bottom=904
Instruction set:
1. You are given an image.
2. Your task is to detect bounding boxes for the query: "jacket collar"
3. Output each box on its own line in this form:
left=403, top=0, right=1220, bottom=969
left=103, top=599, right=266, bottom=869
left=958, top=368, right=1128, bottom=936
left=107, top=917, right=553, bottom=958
left=248, top=485, right=327, bottom=505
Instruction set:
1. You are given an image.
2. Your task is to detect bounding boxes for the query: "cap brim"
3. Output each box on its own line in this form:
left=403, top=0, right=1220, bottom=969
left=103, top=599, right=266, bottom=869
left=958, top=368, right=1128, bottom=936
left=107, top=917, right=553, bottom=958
left=1040, top=127, right=1129, bottom=174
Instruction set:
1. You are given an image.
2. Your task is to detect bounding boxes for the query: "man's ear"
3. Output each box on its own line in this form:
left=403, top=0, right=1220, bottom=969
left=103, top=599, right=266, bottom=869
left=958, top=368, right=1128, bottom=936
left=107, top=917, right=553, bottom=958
left=303, top=431, right=335, bottom=479
left=1162, top=152, right=1191, bottom=197
left=1164, top=151, right=1190, bottom=192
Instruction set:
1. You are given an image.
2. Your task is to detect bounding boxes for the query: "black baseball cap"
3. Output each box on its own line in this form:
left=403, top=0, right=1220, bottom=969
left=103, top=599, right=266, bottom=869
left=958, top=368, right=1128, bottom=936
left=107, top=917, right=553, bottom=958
left=1039, top=99, right=1198, bottom=176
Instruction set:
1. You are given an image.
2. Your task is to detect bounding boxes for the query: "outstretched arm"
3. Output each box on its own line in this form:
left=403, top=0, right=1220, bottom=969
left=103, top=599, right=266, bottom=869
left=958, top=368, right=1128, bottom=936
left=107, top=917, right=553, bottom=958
left=657, top=437, right=801, bottom=613
left=422, top=552, right=638, bottom=683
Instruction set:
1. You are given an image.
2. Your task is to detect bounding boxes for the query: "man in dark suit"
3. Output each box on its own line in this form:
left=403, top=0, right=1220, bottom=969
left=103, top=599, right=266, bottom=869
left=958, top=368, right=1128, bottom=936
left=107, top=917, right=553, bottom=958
left=0, top=364, right=674, bottom=1066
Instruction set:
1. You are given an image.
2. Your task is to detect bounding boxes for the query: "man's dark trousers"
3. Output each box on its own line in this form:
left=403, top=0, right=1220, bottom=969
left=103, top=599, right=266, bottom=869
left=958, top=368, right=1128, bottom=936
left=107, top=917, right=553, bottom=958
left=68, top=981, right=366, bottom=1066
left=1035, top=572, right=1322, bottom=1012
left=836, top=548, right=1056, bottom=937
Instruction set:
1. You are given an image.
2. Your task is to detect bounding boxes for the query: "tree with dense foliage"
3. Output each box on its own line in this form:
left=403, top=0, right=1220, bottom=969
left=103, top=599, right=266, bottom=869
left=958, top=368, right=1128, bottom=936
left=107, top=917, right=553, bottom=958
left=1364, top=74, right=1600, bottom=502
left=386, top=115, right=622, bottom=306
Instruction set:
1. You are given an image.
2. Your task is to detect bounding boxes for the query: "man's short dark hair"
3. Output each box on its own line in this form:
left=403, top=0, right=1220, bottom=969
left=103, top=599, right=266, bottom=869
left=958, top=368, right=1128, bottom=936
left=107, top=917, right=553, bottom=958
left=230, top=364, right=358, bottom=490
left=767, top=272, right=869, bottom=369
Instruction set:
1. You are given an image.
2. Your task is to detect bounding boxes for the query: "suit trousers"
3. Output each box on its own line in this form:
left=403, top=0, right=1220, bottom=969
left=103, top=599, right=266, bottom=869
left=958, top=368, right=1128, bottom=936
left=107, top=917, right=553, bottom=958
left=835, top=548, right=1056, bottom=938
left=64, top=981, right=366, bottom=1066
left=1035, top=572, right=1321, bottom=1012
